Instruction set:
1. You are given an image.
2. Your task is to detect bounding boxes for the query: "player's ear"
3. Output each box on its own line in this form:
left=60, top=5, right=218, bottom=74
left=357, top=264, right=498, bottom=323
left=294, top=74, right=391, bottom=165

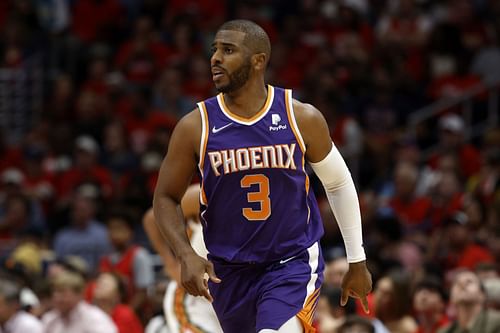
left=252, top=53, right=267, bottom=71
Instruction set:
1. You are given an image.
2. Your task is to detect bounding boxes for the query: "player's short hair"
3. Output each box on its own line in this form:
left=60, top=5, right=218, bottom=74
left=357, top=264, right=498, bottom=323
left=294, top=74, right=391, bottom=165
left=217, top=19, right=271, bottom=63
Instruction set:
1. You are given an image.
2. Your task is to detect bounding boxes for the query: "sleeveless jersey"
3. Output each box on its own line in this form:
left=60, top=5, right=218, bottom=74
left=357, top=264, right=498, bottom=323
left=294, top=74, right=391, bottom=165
left=198, top=85, right=324, bottom=263
left=99, top=245, right=139, bottom=300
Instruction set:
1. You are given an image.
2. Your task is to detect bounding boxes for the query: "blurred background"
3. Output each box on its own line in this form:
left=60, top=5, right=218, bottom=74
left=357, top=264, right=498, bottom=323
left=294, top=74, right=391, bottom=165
left=0, top=0, right=499, bottom=333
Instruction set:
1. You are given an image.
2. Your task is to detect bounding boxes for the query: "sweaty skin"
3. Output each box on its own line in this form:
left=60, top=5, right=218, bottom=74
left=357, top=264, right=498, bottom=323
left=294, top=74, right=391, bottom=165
left=153, top=28, right=372, bottom=310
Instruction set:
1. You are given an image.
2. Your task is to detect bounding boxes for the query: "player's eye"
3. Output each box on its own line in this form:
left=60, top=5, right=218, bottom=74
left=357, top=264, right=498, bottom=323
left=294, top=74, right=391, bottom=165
left=210, top=47, right=217, bottom=54
left=225, top=47, right=233, bottom=54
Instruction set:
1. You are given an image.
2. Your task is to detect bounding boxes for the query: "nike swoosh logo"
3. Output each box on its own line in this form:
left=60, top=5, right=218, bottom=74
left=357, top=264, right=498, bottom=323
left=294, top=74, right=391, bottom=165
left=279, top=256, right=296, bottom=264
left=212, top=123, right=233, bottom=134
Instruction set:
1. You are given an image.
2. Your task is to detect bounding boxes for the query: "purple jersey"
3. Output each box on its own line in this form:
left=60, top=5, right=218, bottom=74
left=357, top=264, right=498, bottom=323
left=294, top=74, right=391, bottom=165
left=198, top=85, right=324, bottom=263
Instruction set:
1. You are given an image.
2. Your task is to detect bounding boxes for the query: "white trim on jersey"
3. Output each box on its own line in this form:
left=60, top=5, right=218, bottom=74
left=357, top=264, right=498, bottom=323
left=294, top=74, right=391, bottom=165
left=284, top=89, right=306, bottom=152
left=197, top=102, right=209, bottom=206
left=304, top=242, right=319, bottom=308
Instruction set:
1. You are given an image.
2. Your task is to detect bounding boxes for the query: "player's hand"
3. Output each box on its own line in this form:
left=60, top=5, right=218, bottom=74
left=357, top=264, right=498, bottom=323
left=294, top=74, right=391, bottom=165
left=180, top=252, right=221, bottom=302
left=340, top=260, right=372, bottom=313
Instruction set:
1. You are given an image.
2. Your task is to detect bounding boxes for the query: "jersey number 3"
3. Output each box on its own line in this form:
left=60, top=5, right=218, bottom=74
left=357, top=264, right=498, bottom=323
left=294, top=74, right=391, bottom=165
left=240, top=174, right=271, bottom=221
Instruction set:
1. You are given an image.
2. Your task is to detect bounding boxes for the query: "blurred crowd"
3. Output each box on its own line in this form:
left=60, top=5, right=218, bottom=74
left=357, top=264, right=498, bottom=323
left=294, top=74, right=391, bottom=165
left=0, top=0, right=499, bottom=332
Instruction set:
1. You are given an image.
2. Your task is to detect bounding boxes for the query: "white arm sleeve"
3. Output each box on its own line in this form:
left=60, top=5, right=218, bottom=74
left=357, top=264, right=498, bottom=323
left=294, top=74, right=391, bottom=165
left=309, top=143, right=366, bottom=263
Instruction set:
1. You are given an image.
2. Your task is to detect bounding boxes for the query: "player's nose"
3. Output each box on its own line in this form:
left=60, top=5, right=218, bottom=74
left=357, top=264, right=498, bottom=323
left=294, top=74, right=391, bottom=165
left=211, top=50, right=222, bottom=66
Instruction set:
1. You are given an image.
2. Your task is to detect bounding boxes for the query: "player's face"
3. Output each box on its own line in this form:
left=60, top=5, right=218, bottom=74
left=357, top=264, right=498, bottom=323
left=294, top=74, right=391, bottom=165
left=211, top=30, right=252, bottom=93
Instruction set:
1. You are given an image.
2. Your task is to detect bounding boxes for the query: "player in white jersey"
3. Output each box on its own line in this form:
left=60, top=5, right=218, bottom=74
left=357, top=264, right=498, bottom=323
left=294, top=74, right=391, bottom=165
left=143, top=185, right=223, bottom=333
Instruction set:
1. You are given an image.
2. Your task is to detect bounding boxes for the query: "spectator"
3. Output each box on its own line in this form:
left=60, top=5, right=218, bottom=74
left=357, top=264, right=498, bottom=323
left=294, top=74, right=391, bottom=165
left=467, top=148, right=500, bottom=207
left=441, top=213, right=494, bottom=271
left=53, top=190, right=112, bottom=272
left=115, top=16, right=168, bottom=85
left=428, top=114, right=481, bottom=180
left=0, top=276, right=43, bottom=333
left=438, top=270, right=500, bottom=333
left=483, top=278, right=500, bottom=311
left=337, top=315, right=376, bottom=333
left=324, top=254, right=349, bottom=289
left=93, top=272, right=143, bottom=333
left=475, top=262, right=498, bottom=279
left=21, top=143, right=56, bottom=208
left=99, top=211, right=153, bottom=312
left=43, top=270, right=118, bottom=333
left=428, top=170, right=464, bottom=226
left=412, top=276, right=449, bottom=333
left=470, top=26, right=500, bottom=85
left=387, top=161, right=432, bottom=229
left=315, top=287, right=357, bottom=333
left=57, top=136, right=114, bottom=202
left=100, top=120, right=139, bottom=180
left=373, top=269, right=418, bottom=333
left=0, top=193, right=45, bottom=256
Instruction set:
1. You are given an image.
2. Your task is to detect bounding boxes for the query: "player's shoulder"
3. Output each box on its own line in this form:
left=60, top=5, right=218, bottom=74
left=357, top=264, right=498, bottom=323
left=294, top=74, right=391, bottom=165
left=290, top=98, right=327, bottom=129
left=168, top=108, right=203, bottom=154
left=171, top=108, right=203, bottom=140
left=175, top=108, right=202, bottom=131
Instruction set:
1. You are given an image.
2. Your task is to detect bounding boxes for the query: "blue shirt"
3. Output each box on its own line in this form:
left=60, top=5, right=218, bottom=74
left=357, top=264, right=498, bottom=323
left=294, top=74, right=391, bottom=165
left=53, top=220, right=112, bottom=272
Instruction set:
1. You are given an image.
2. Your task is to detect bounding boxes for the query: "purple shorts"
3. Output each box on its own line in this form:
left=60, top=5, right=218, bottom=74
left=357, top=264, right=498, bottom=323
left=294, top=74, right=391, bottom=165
left=208, top=242, right=324, bottom=333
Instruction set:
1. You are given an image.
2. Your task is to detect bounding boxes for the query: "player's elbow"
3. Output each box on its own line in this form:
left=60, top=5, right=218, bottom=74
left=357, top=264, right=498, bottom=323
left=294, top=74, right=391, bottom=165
left=322, top=173, right=352, bottom=193
left=142, top=208, right=155, bottom=229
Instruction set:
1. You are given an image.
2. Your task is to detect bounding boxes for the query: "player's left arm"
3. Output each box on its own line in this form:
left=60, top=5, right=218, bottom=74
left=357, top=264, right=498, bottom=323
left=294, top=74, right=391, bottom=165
left=293, top=99, right=372, bottom=313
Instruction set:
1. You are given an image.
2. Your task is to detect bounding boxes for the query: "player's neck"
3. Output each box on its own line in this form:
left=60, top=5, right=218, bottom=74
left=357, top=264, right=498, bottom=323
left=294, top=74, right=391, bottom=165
left=223, top=79, right=268, bottom=118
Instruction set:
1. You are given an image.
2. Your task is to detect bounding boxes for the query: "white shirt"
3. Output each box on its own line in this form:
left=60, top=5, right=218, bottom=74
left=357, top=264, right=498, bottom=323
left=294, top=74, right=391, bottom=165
left=0, top=311, right=43, bottom=333
left=42, top=301, right=117, bottom=333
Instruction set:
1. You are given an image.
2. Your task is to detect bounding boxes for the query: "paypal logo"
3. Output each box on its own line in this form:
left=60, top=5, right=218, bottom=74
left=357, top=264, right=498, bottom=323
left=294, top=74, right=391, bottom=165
left=269, top=113, right=287, bottom=131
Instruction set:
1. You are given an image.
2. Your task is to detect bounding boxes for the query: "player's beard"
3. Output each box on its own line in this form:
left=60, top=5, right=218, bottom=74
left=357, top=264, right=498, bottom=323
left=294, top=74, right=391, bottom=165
left=217, top=57, right=252, bottom=93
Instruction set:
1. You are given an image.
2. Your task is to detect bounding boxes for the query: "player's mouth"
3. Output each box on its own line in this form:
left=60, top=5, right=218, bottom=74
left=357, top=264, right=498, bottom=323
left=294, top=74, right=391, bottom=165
left=212, top=67, right=225, bottom=80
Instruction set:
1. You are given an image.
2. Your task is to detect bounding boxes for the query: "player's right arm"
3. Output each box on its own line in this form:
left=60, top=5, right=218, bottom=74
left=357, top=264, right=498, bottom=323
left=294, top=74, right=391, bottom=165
left=153, top=109, right=220, bottom=302
left=143, top=184, right=202, bottom=284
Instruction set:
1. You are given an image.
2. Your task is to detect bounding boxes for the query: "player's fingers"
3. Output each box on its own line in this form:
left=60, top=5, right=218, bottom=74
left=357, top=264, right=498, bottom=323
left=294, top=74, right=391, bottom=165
left=201, top=286, right=214, bottom=303
left=203, top=276, right=208, bottom=289
left=360, top=295, right=370, bottom=314
left=181, top=282, right=195, bottom=296
left=182, top=281, right=197, bottom=296
left=340, top=288, right=349, bottom=306
left=206, top=262, right=221, bottom=283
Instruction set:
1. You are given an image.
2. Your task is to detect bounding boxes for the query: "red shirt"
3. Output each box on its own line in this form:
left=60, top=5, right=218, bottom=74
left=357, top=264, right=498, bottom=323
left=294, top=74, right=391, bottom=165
left=57, top=166, right=113, bottom=199
left=71, top=0, right=124, bottom=43
left=457, top=244, right=495, bottom=269
left=429, top=192, right=464, bottom=227
left=413, top=314, right=449, bottom=333
left=428, top=145, right=481, bottom=180
left=100, top=246, right=140, bottom=301
left=111, top=304, right=144, bottom=333
left=446, top=244, right=495, bottom=270
left=389, top=197, right=432, bottom=225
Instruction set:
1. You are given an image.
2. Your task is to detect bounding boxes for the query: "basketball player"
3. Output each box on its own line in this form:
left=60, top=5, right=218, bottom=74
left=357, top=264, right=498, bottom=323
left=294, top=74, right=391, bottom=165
left=143, top=185, right=223, bottom=333
left=153, top=19, right=372, bottom=333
